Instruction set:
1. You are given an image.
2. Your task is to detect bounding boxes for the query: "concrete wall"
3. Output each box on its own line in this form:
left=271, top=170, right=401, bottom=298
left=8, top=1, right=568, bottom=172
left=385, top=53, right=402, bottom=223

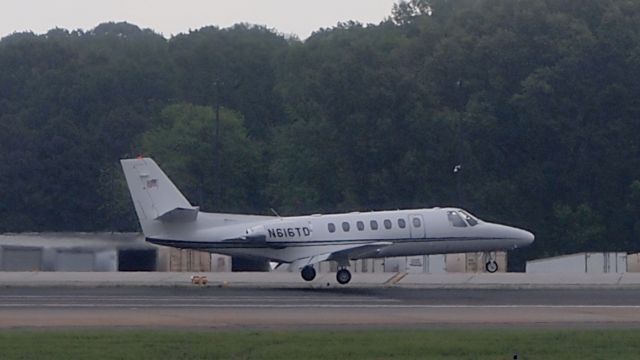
left=430, top=255, right=447, bottom=273
left=1, top=246, right=42, bottom=271
left=155, top=248, right=170, bottom=271
left=526, top=252, right=628, bottom=273
left=0, top=233, right=149, bottom=271
left=0, top=246, right=119, bottom=272
left=381, top=254, right=479, bottom=273
left=606, top=252, right=628, bottom=273
left=55, top=251, right=95, bottom=271
left=527, top=254, right=587, bottom=274
left=462, top=252, right=507, bottom=273
left=406, top=256, right=427, bottom=273
left=628, top=253, right=640, bottom=272
left=351, top=258, right=385, bottom=273
left=0, top=233, right=517, bottom=274
left=156, top=249, right=233, bottom=273
left=442, top=252, right=507, bottom=273
left=94, top=250, right=118, bottom=271
left=167, top=248, right=212, bottom=272
left=54, top=250, right=117, bottom=272
left=211, top=254, right=232, bottom=272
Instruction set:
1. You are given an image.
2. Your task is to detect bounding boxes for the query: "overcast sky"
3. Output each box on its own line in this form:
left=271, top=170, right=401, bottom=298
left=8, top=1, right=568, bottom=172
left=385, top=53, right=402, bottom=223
left=1, top=0, right=399, bottom=39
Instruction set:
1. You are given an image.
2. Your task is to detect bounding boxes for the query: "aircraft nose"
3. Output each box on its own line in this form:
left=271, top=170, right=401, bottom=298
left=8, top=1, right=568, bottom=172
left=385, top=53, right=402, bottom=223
left=493, top=224, right=535, bottom=248
left=485, top=223, right=535, bottom=248
left=515, top=228, right=535, bottom=247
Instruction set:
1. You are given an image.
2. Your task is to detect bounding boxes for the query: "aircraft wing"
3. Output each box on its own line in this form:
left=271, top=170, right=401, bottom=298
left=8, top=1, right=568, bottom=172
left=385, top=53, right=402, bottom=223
left=288, top=241, right=392, bottom=270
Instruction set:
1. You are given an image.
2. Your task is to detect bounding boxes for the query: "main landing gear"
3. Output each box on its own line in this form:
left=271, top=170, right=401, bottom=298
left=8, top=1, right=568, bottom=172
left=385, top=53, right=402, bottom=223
left=301, top=265, right=316, bottom=281
left=299, top=265, right=353, bottom=285
left=336, top=268, right=352, bottom=285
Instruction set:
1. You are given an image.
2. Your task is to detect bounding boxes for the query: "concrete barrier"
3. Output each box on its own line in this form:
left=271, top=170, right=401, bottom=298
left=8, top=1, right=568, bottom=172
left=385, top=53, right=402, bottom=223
left=1, top=271, right=640, bottom=288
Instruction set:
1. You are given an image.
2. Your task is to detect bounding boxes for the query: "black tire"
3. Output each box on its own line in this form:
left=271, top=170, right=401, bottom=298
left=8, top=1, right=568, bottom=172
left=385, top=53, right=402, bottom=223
left=336, top=269, right=352, bottom=284
left=301, top=266, right=316, bottom=281
left=485, top=260, right=498, bottom=273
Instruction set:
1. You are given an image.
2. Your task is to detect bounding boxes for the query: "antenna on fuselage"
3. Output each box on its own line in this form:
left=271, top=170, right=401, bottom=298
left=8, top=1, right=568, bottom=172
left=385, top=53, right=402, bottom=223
left=270, top=208, right=281, bottom=218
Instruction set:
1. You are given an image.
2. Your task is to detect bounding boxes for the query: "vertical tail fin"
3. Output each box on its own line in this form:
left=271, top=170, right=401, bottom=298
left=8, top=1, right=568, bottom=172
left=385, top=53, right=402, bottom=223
left=120, top=158, right=198, bottom=235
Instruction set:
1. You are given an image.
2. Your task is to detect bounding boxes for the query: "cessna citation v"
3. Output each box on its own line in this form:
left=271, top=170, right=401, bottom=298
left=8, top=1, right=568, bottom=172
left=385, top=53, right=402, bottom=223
left=121, top=158, right=534, bottom=284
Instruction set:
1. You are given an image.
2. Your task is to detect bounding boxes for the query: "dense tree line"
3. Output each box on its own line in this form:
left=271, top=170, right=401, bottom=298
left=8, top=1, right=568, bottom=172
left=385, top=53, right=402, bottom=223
left=1, top=0, right=639, bottom=268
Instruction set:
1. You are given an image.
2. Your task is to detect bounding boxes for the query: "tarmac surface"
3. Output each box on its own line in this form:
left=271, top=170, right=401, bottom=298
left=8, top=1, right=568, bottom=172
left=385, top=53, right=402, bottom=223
left=2, top=285, right=640, bottom=329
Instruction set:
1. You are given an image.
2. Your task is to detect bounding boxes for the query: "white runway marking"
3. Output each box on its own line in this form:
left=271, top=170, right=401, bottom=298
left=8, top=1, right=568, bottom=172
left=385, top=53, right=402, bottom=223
left=2, top=289, right=640, bottom=328
left=0, top=296, right=394, bottom=301
left=1, top=303, right=640, bottom=309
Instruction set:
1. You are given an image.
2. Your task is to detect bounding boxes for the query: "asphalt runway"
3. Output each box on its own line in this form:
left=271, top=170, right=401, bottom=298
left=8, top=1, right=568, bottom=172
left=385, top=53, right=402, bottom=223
left=1, top=287, right=640, bottom=329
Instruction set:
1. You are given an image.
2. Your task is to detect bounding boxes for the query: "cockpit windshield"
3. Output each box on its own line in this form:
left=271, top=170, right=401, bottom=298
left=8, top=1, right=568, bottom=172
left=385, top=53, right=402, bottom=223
left=447, top=210, right=480, bottom=227
left=447, top=211, right=467, bottom=227
left=458, top=210, right=479, bottom=226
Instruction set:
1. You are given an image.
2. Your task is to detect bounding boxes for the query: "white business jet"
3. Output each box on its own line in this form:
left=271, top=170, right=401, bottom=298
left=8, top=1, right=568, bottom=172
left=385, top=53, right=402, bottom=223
left=121, top=157, right=534, bottom=284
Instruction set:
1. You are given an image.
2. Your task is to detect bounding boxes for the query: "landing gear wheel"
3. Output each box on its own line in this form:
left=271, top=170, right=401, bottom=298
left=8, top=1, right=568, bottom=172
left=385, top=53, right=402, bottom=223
left=336, top=269, right=352, bottom=285
left=301, top=266, right=316, bottom=281
left=485, top=260, right=498, bottom=273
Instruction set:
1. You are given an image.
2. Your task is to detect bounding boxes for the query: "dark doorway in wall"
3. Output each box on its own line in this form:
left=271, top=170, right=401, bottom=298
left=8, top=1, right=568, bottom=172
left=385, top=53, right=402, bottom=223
left=118, top=248, right=156, bottom=271
left=231, top=256, right=270, bottom=272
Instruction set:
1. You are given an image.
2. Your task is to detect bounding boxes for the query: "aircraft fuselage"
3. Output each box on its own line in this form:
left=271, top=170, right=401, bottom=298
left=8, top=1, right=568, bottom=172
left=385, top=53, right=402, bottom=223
left=147, top=207, right=534, bottom=264
left=121, top=157, right=534, bottom=284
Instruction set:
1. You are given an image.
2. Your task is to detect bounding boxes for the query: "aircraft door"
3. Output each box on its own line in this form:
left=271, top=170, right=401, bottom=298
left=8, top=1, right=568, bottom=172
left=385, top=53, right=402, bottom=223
left=409, top=214, right=426, bottom=239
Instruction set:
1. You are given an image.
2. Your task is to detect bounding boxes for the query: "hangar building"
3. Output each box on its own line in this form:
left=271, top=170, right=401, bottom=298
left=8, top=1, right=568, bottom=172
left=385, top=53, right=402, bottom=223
left=0, top=232, right=508, bottom=273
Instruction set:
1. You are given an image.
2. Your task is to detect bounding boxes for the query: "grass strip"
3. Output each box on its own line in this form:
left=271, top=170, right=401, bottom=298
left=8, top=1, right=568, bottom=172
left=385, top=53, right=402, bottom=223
left=0, top=329, right=638, bottom=359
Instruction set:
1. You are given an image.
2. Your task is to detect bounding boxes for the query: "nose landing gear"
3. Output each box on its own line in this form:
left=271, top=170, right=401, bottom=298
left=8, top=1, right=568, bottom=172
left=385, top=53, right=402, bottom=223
left=485, top=260, right=498, bottom=273
left=483, top=252, right=499, bottom=273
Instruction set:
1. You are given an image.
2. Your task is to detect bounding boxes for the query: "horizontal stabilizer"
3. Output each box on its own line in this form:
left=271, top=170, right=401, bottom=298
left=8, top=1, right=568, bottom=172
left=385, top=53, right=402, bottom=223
left=156, top=207, right=199, bottom=222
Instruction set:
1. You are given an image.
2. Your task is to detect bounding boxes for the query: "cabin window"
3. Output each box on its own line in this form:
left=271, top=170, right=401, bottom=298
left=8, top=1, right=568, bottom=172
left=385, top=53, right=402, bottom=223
left=397, top=219, right=406, bottom=228
left=459, top=210, right=478, bottom=226
left=356, top=221, right=365, bottom=231
left=447, top=211, right=467, bottom=227
left=384, top=219, right=392, bottom=229
left=370, top=220, right=379, bottom=230
left=342, top=222, right=350, bottom=232
left=412, top=217, right=422, bottom=228
left=328, top=223, right=336, bottom=233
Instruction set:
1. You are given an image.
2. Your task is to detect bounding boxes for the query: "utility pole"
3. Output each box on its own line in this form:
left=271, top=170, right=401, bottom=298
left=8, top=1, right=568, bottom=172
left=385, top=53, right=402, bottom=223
left=213, top=80, right=222, bottom=211
left=455, top=79, right=464, bottom=206
left=110, top=164, right=115, bottom=232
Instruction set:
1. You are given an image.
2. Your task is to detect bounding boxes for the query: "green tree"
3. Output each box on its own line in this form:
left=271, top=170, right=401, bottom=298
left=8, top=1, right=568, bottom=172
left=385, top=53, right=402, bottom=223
left=551, top=203, right=607, bottom=254
left=168, top=24, right=289, bottom=138
left=141, top=103, right=264, bottom=213
left=391, top=0, right=433, bottom=25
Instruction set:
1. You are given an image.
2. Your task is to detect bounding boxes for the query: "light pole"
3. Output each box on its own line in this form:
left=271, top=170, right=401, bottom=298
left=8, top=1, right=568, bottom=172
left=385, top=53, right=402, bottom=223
left=455, top=79, right=465, bottom=206
left=213, top=80, right=222, bottom=211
